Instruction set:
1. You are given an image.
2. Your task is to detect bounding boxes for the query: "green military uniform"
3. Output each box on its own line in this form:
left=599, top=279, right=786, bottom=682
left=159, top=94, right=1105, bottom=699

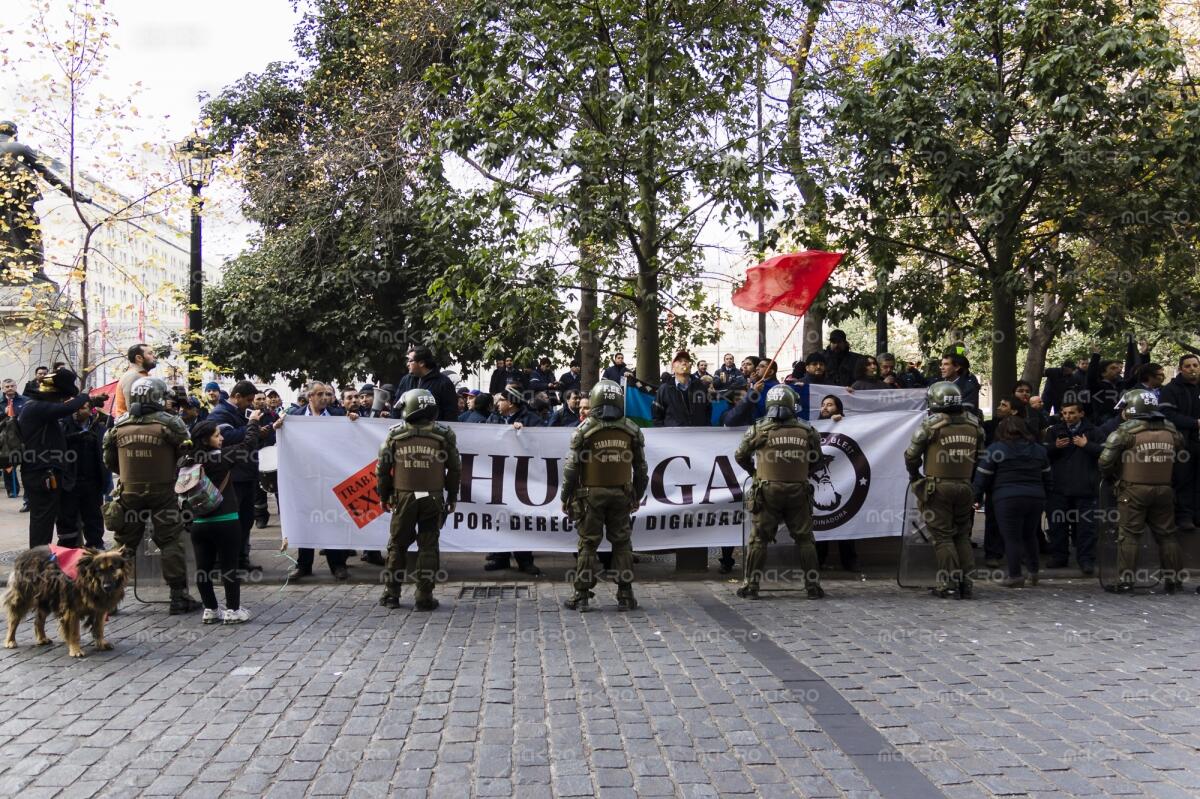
left=376, top=390, right=461, bottom=611
left=904, top=382, right=986, bottom=598
left=102, top=394, right=193, bottom=603
left=560, top=380, right=648, bottom=611
left=1098, top=390, right=1186, bottom=593
left=734, top=386, right=824, bottom=599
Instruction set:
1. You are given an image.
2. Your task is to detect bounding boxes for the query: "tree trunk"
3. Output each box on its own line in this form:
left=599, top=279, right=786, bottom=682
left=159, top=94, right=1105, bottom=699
left=577, top=67, right=607, bottom=393
left=1022, top=291, right=1067, bottom=385
left=875, top=263, right=889, bottom=356
left=802, top=306, right=824, bottom=358
left=990, top=271, right=1018, bottom=414
left=634, top=0, right=660, bottom=384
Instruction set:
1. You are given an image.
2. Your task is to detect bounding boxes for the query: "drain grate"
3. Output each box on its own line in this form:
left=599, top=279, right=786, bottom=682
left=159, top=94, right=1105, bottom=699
left=457, top=585, right=536, bottom=600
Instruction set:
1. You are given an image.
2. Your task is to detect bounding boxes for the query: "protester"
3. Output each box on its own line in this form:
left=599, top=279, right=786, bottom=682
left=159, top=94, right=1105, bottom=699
left=1012, top=380, right=1049, bottom=438
left=548, top=390, right=582, bottom=427
left=1160, top=353, right=1200, bottom=530
left=558, top=361, right=582, bottom=395
left=184, top=417, right=262, bottom=624
left=1042, top=398, right=1102, bottom=575
left=1041, top=358, right=1086, bottom=417
left=22, top=365, right=48, bottom=398
left=819, top=395, right=844, bottom=422
left=395, top=347, right=458, bottom=422
left=206, top=380, right=269, bottom=574
left=17, top=367, right=90, bottom=547
left=653, top=351, right=711, bottom=427
left=113, top=343, right=156, bottom=417
left=879, top=353, right=926, bottom=389
left=60, top=399, right=108, bottom=549
left=714, top=353, right=740, bottom=388
left=720, top=387, right=756, bottom=427
left=940, top=353, right=981, bottom=418
left=484, top=384, right=542, bottom=575
left=850, top=355, right=888, bottom=390
left=487, top=357, right=509, bottom=395
left=602, top=353, right=629, bottom=383
left=460, top=392, right=493, bottom=423
left=974, top=416, right=1053, bottom=587
left=1, top=378, right=27, bottom=502
left=824, top=330, right=864, bottom=387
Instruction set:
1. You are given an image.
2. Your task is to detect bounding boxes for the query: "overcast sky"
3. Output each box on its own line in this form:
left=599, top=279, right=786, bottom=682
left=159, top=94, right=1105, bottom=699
left=2, top=0, right=303, bottom=262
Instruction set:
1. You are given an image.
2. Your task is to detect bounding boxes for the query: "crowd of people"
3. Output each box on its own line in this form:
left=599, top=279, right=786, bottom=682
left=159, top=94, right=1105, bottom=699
left=2, top=329, right=1197, bottom=621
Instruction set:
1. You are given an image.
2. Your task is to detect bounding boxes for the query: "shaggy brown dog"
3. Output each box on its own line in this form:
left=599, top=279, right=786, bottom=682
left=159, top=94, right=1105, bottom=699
left=3, top=547, right=128, bottom=657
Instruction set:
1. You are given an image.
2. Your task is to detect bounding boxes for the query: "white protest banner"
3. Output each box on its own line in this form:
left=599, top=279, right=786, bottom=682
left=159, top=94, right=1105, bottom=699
left=277, top=409, right=924, bottom=551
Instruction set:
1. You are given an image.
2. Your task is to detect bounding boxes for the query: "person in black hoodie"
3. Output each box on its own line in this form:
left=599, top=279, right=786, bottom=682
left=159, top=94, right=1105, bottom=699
left=184, top=417, right=261, bottom=624
left=60, top=400, right=109, bottom=549
left=1160, top=353, right=1200, bottom=530
left=1042, top=398, right=1103, bottom=574
left=653, top=351, right=711, bottom=427
left=823, top=329, right=864, bottom=387
left=459, top=392, right=493, bottom=423
left=974, top=417, right=1054, bottom=587
left=16, top=367, right=90, bottom=548
left=395, top=347, right=458, bottom=422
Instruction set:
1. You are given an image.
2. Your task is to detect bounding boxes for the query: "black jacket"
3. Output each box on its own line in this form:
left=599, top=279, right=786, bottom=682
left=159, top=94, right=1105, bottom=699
left=719, top=396, right=756, bottom=427
left=1042, top=418, right=1103, bottom=497
left=547, top=407, right=581, bottom=427
left=653, top=378, right=711, bottom=427
left=459, top=410, right=491, bottom=423
left=558, top=371, right=581, bottom=394
left=823, top=348, right=863, bottom=388
left=953, top=372, right=982, bottom=418
left=206, top=399, right=259, bottom=483
left=1160, top=375, right=1200, bottom=445
left=1040, top=367, right=1086, bottom=417
left=61, top=414, right=108, bottom=488
left=973, top=440, right=1053, bottom=502
left=1086, top=353, right=1121, bottom=421
left=488, top=368, right=510, bottom=396
left=601, top=364, right=627, bottom=383
left=395, top=368, right=458, bottom=422
left=17, top=391, right=91, bottom=476
left=487, top=407, right=544, bottom=427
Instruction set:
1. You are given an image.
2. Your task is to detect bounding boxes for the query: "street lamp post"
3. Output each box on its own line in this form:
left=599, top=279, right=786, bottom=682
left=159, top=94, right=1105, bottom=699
left=173, top=134, right=217, bottom=391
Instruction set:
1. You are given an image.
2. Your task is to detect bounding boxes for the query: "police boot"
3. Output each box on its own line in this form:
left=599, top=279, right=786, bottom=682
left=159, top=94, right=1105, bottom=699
left=929, top=586, right=952, bottom=599
left=169, top=587, right=202, bottom=615
left=1163, top=579, right=1184, bottom=595
left=379, top=592, right=400, bottom=609
left=414, top=594, right=439, bottom=612
left=563, top=590, right=593, bottom=611
left=1105, top=581, right=1135, bottom=594
left=616, top=583, right=638, bottom=612
left=806, top=584, right=826, bottom=600
left=735, top=584, right=760, bottom=600
left=957, top=578, right=974, bottom=600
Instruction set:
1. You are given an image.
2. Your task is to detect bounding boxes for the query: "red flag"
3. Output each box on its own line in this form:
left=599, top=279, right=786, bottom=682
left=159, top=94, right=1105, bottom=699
left=91, top=380, right=119, bottom=416
left=731, top=250, right=844, bottom=317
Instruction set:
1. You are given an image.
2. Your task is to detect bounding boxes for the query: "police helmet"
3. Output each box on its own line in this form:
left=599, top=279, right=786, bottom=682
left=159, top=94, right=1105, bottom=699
left=589, top=379, right=625, bottom=422
left=1121, top=388, right=1162, bottom=420
left=400, top=388, right=438, bottom=423
left=129, top=377, right=169, bottom=414
left=926, top=381, right=963, bottom=412
left=765, top=385, right=796, bottom=420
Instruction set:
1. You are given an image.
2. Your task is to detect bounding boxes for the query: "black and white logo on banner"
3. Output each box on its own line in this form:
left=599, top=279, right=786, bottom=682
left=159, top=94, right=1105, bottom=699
left=811, top=432, right=871, bottom=531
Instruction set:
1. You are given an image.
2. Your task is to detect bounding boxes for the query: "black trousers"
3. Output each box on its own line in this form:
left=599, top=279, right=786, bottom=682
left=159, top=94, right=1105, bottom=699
left=815, top=539, right=857, bottom=568
left=719, top=546, right=736, bottom=568
left=1173, top=448, right=1200, bottom=525
left=191, top=517, right=242, bottom=610
left=254, top=482, right=270, bottom=525
left=296, top=548, right=349, bottom=572
left=59, top=479, right=105, bottom=548
left=994, top=497, right=1044, bottom=579
left=23, top=470, right=75, bottom=548
left=983, top=494, right=1004, bottom=560
left=3, top=467, right=18, bottom=498
left=233, top=480, right=256, bottom=565
left=486, top=551, right=535, bottom=568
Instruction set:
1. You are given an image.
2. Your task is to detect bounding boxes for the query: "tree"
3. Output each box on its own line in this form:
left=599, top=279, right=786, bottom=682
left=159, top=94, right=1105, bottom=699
left=801, top=0, right=1200, bottom=405
left=430, top=0, right=772, bottom=382
left=2, top=0, right=192, bottom=386
left=202, top=0, right=568, bottom=386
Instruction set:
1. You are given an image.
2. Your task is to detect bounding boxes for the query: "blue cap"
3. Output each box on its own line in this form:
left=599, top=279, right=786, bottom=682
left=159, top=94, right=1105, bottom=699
left=204, top=381, right=219, bottom=391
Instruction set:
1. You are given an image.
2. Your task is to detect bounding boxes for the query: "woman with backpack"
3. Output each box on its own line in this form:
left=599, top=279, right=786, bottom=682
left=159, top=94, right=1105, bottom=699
left=183, top=416, right=261, bottom=623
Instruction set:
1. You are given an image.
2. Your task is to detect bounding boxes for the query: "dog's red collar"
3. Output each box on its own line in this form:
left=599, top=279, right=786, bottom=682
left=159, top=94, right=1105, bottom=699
left=48, top=545, right=83, bottom=581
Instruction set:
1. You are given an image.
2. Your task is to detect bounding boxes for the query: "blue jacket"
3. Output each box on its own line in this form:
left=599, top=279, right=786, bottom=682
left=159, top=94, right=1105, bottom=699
left=0, top=394, right=27, bottom=417
left=973, top=440, right=1053, bottom=502
left=459, top=410, right=490, bottom=423
left=1042, top=418, right=1103, bottom=497
left=207, top=399, right=258, bottom=483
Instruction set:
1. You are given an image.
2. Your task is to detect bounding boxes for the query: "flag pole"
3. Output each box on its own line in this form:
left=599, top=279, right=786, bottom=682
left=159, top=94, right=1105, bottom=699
left=767, top=313, right=803, bottom=375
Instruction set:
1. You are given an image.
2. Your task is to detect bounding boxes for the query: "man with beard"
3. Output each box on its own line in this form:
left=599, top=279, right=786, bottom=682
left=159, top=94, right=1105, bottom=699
left=823, top=330, right=864, bottom=388
left=549, top=390, right=583, bottom=427
left=1160, top=353, right=1200, bottom=531
left=114, top=343, right=157, bottom=418
left=395, top=347, right=458, bottom=422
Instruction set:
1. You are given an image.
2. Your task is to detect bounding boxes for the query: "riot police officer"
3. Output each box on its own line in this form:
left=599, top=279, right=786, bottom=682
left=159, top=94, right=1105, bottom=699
left=1098, top=389, right=1186, bottom=593
left=102, top=377, right=202, bottom=614
left=734, top=385, right=824, bottom=600
left=376, top=389, right=461, bottom=611
left=560, top=379, right=648, bottom=612
left=904, top=381, right=986, bottom=599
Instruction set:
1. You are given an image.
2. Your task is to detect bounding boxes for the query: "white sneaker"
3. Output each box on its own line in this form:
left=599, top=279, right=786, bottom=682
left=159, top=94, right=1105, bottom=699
left=222, top=607, right=250, bottom=625
left=202, top=608, right=221, bottom=625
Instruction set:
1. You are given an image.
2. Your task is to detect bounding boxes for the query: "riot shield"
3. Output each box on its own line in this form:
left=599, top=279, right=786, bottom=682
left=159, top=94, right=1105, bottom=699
left=1097, top=479, right=1200, bottom=591
left=133, top=525, right=197, bottom=603
left=896, top=484, right=941, bottom=588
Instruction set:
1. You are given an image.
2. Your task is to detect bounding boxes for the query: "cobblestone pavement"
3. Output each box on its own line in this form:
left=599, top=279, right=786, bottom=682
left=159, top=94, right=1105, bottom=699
left=0, top=577, right=1196, bottom=798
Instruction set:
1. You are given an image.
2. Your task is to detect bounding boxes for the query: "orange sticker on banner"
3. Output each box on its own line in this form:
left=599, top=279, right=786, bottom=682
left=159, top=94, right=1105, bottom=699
left=333, top=460, right=384, bottom=529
